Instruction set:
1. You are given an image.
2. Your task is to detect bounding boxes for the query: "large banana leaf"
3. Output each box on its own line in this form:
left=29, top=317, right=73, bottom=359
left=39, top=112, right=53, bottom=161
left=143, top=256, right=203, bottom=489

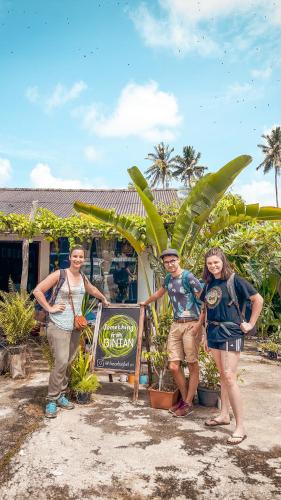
left=74, top=201, right=145, bottom=255
left=206, top=203, right=281, bottom=237
left=128, top=166, right=168, bottom=254
left=171, top=155, right=252, bottom=255
left=128, top=166, right=154, bottom=201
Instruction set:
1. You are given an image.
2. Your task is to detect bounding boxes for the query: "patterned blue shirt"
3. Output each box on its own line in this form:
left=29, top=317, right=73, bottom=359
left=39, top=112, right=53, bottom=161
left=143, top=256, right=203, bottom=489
left=163, top=270, right=202, bottom=320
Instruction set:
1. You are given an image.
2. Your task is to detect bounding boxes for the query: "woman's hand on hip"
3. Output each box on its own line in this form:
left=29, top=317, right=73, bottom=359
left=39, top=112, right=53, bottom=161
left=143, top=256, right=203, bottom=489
left=48, top=303, right=66, bottom=313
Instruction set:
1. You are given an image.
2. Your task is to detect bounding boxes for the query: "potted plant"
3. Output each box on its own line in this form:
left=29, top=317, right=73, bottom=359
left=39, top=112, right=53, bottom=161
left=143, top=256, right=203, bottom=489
left=0, top=286, right=37, bottom=379
left=145, top=312, right=179, bottom=410
left=259, top=341, right=280, bottom=360
left=198, top=347, right=220, bottom=407
left=70, top=349, right=101, bottom=404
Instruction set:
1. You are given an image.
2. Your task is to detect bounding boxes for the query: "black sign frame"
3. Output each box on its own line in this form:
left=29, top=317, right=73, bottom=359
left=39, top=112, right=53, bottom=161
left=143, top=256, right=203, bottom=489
left=91, top=304, right=145, bottom=400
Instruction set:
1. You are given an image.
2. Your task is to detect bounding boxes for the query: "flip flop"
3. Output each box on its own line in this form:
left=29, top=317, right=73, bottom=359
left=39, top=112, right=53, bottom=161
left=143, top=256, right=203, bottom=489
left=227, top=434, right=247, bottom=445
left=205, top=418, right=230, bottom=427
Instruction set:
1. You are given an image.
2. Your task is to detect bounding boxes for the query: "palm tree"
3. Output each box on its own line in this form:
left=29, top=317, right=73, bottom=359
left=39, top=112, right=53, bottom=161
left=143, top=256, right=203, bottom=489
left=145, top=142, right=177, bottom=188
left=257, top=126, right=281, bottom=207
left=172, top=146, right=207, bottom=188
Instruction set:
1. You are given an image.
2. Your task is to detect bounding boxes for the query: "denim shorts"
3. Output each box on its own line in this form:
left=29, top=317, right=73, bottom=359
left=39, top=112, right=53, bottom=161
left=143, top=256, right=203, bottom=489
left=208, top=336, right=244, bottom=352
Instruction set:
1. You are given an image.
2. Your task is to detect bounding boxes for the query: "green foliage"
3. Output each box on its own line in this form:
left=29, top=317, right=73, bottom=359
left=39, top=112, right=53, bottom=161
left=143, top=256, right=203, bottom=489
left=259, top=341, right=280, bottom=354
left=171, top=155, right=252, bottom=254
left=270, top=327, right=281, bottom=344
left=0, top=207, right=147, bottom=246
left=257, top=126, right=281, bottom=207
left=70, top=349, right=101, bottom=394
left=0, top=288, right=37, bottom=345
left=144, top=312, right=173, bottom=390
left=212, top=222, right=281, bottom=337
left=198, top=347, right=220, bottom=390
left=172, top=145, right=207, bottom=188
left=145, top=142, right=177, bottom=188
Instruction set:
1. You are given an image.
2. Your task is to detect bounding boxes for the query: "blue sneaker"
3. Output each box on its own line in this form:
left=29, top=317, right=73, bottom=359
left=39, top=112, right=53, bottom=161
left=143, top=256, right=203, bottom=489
left=57, top=394, right=75, bottom=410
left=45, top=401, right=57, bottom=418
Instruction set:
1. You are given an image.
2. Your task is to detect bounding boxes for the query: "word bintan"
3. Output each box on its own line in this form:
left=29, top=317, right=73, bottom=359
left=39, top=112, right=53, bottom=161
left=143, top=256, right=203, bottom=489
left=102, top=337, right=134, bottom=349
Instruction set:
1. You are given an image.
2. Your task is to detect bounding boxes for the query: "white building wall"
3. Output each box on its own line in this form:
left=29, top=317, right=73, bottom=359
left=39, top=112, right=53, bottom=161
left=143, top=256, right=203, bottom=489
left=137, top=251, right=154, bottom=302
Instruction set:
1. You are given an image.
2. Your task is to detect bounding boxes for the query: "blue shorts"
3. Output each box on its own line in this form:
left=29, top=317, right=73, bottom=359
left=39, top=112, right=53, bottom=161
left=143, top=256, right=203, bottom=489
left=208, top=337, right=244, bottom=352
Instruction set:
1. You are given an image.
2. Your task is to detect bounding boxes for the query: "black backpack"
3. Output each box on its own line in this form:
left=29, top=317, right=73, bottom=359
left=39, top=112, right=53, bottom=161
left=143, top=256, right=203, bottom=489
left=34, top=269, right=67, bottom=323
left=226, top=273, right=256, bottom=335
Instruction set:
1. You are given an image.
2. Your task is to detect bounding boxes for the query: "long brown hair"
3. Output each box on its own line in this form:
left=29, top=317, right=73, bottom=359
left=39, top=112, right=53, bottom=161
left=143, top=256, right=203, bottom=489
left=203, top=247, right=233, bottom=283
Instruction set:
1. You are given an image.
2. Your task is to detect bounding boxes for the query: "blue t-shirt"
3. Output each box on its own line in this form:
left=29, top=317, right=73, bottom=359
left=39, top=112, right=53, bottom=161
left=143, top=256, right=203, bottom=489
left=163, top=270, right=202, bottom=320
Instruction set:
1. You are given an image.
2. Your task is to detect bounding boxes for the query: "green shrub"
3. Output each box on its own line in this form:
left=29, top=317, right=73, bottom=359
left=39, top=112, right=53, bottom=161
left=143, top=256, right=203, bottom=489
left=0, top=289, right=37, bottom=345
left=70, top=349, right=101, bottom=394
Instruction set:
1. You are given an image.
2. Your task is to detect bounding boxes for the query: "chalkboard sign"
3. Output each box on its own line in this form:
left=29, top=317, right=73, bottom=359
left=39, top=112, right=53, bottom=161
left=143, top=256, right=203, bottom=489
left=91, top=304, right=145, bottom=400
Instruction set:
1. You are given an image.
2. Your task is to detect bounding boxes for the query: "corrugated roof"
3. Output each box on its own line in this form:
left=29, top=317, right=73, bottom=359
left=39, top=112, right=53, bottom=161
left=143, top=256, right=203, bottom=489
left=0, top=188, right=179, bottom=218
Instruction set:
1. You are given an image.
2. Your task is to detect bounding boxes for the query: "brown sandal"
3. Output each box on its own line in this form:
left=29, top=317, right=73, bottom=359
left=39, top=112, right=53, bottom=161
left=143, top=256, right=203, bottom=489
left=227, top=434, right=247, bottom=445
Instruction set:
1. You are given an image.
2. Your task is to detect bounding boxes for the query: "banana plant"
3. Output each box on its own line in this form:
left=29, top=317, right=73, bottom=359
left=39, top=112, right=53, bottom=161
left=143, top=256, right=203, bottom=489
left=73, top=200, right=159, bottom=327
left=74, top=154, right=281, bottom=329
left=171, top=155, right=253, bottom=254
left=205, top=201, right=281, bottom=239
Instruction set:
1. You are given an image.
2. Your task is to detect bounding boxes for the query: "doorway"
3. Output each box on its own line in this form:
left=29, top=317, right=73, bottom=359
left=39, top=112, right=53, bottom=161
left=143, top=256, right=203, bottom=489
left=0, top=241, right=39, bottom=292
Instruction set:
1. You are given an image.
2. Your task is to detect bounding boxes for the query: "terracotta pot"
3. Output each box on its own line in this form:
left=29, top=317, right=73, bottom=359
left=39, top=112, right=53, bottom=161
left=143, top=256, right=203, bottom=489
left=197, top=385, right=219, bottom=407
left=148, top=385, right=180, bottom=410
left=128, top=374, right=135, bottom=384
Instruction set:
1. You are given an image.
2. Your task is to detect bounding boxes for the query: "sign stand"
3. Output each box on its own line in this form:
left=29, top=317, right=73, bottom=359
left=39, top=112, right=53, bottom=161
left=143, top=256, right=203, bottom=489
left=91, top=304, right=145, bottom=401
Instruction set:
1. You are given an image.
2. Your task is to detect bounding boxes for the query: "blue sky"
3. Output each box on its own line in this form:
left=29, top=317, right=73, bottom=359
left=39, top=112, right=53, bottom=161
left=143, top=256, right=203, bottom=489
left=0, top=0, right=280, bottom=205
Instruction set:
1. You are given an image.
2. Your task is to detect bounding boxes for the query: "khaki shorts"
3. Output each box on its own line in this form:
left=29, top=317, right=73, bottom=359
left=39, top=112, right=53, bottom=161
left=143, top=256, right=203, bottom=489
left=167, top=321, right=202, bottom=363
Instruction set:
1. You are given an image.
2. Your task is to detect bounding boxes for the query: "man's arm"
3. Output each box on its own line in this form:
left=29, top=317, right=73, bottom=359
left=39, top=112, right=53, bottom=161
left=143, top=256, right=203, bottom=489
left=139, top=287, right=166, bottom=306
left=240, top=293, right=263, bottom=334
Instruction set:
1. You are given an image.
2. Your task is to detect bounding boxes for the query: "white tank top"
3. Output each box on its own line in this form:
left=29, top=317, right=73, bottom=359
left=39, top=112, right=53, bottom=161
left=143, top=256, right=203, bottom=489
left=49, top=275, right=85, bottom=331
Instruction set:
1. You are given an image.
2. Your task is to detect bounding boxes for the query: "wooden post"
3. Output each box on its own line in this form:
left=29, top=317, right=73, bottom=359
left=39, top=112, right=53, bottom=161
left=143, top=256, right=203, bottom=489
left=20, top=200, right=38, bottom=292
left=144, top=309, right=153, bottom=386
left=90, top=302, right=102, bottom=372
left=133, top=305, right=145, bottom=402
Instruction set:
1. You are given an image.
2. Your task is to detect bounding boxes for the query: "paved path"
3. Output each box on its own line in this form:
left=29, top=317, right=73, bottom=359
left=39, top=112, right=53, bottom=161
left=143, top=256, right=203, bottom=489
left=0, top=346, right=280, bottom=499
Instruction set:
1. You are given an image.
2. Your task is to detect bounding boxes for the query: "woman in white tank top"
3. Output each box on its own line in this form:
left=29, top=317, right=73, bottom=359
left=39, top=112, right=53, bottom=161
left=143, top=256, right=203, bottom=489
left=34, top=245, right=109, bottom=418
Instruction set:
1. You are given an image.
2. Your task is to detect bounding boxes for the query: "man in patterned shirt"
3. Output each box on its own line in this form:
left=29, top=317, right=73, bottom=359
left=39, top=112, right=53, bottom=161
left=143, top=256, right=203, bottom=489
left=140, top=249, right=204, bottom=417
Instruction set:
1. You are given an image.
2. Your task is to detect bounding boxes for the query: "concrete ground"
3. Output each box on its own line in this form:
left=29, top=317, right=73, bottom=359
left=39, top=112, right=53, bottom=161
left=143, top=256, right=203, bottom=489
left=0, top=342, right=280, bottom=500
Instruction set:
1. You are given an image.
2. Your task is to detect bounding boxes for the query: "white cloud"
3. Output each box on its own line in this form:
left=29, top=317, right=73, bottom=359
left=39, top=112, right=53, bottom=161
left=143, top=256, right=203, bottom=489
left=81, top=81, right=182, bottom=141
left=130, top=3, right=218, bottom=56
left=130, top=0, right=281, bottom=56
left=30, top=163, right=90, bottom=189
left=46, top=81, right=87, bottom=112
left=26, top=81, right=87, bottom=112
left=223, top=82, right=260, bottom=102
left=251, top=67, right=272, bottom=80
left=0, top=157, right=12, bottom=185
left=232, top=179, right=276, bottom=206
left=84, top=145, right=100, bottom=163
left=25, top=86, right=39, bottom=103
left=30, top=163, right=108, bottom=189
